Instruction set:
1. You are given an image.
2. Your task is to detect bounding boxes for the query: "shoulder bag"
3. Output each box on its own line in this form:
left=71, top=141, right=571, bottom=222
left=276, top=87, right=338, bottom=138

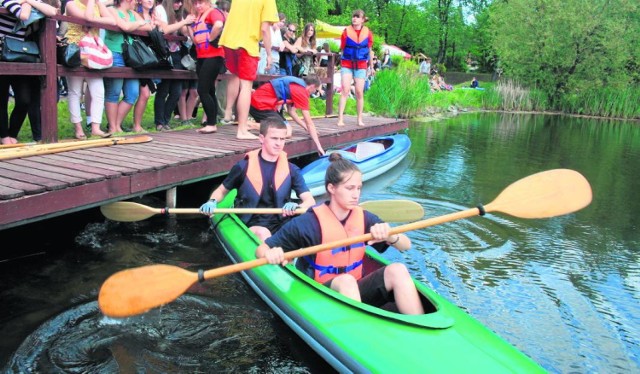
left=122, top=36, right=159, bottom=70
left=0, top=36, right=40, bottom=63
left=79, top=34, right=113, bottom=70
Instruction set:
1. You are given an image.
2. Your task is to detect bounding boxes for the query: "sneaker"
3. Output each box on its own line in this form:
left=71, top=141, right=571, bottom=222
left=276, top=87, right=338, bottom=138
left=220, top=118, right=234, bottom=125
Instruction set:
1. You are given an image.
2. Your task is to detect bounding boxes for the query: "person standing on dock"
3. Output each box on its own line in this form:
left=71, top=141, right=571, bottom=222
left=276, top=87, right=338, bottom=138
left=199, top=118, right=315, bottom=241
left=217, top=0, right=279, bottom=140
left=249, top=75, right=325, bottom=155
left=337, top=9, right=374, bottom=128
left=255, top=153, right=425, bottom=315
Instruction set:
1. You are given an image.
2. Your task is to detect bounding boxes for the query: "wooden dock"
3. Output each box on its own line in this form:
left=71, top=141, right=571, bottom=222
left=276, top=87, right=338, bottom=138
left=0, top=117, right=408, bottom=230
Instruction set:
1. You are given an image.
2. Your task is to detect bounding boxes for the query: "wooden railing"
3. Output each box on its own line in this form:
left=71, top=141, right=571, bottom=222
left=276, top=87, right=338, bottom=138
left=0, top=10, right=336, bottom=143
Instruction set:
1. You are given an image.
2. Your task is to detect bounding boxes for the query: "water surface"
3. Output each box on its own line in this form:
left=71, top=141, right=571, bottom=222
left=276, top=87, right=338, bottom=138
left=1, top=112, right=639, bottom=372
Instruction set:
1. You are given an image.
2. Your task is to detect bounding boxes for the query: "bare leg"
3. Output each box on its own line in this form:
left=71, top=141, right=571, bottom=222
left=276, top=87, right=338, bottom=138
left=115, top=101, right=133, bottom=133
left=384, top=263, right=424, bottom=315
left=354, top=77, right=366, bottom=126
left=337, top=72, right=352, bottom=127
left=224, top=75, right=239, bottom=122
left=105, top=102, right=118, bottom=133
left=330, top=275, right=361, bottom=301
left=133, top=85, right=150, bottom=132
left=236, top=79, right=257, bottom=139
left=186, top=88, right=198, bottom=120
left=249, top=226, right=272, bottom=241
left=178, top=89, right=188, bottom=121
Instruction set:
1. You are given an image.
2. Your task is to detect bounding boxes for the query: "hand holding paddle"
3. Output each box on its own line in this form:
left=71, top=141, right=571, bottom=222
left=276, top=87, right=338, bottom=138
left=98, top=169, right=592, bottom=318
left=100, top=199, right=425, bottom=223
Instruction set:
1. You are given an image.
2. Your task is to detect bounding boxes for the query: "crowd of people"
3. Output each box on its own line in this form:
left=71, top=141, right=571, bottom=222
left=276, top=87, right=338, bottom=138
left=1, top=1, right=385, bottom=146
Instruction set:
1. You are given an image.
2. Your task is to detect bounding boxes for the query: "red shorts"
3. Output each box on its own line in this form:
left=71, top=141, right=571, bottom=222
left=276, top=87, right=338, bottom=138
left=224, top=47, right=258, bottom=81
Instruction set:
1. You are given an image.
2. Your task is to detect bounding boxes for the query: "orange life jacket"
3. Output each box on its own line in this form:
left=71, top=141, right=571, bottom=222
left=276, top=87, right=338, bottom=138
left=310, top=204, right=366, bottom=283
left=237, top=149, right=291, bottom=223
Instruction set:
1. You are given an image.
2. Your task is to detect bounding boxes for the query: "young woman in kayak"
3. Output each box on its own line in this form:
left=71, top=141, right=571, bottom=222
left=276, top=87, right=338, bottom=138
left=256, top=153, right=425, bottom=315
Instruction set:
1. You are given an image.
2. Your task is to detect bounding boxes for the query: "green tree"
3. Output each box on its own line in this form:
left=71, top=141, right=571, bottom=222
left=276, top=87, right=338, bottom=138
left=489, top=0, right=638, bottom=104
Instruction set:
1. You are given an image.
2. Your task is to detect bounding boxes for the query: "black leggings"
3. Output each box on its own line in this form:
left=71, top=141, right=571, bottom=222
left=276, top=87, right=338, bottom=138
left=0, top=75, right=40, bottom=139
left=196, top=56, right=224, bottom=126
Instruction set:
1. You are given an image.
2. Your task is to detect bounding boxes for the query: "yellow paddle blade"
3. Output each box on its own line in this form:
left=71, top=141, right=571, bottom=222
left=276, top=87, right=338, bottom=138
left=100, top=202, right=160, bottom=222
left=485, top=169, right=592, bottom=218
left=360, top=200, right=424, bottom=222
left=99, top=264, right=198, bottom=318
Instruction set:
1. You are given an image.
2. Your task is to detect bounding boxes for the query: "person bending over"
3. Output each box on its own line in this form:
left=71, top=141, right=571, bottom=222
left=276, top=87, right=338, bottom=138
left=249, top=75, right=325, bottom=155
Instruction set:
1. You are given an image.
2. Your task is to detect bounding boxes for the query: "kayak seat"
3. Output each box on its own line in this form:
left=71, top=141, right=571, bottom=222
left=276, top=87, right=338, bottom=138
left=355, top=142, right=385, bottom=161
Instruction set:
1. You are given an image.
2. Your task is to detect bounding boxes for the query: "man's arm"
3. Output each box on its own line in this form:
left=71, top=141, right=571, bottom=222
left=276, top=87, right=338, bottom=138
left=261, top=21, right=272, bottom=70
left=301, top=109, right=325, bottom=155
left=296, top=191, right=315, bottom=211
left=208, top=184, right=229, bottom=203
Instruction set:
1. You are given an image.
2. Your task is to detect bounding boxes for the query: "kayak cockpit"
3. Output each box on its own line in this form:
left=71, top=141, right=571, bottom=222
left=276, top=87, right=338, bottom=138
left=289, top=250, right=455, bottom=330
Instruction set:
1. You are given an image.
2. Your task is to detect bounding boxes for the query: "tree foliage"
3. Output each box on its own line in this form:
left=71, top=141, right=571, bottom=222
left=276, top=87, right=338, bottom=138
left=488, top=0, right=639, bottom=104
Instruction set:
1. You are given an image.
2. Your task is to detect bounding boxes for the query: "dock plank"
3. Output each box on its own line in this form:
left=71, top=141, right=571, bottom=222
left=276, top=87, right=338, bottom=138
left=0, top=117, right=408, bottom=229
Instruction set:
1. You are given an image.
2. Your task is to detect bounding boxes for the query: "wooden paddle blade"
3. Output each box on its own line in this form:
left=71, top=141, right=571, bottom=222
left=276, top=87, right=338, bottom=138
left=485, top=169, right=592, bottom=218
left=114, top=135, right=153, bottom=144
left=100, top=202, right=161, bottom=222
left=98, top=264, right=198, bottom=318
left=360, top=200, right=424, bottom=222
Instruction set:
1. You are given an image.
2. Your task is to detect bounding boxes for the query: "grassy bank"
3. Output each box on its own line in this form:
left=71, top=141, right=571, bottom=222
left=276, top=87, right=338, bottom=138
left=362, top=61, right=640, bottom=120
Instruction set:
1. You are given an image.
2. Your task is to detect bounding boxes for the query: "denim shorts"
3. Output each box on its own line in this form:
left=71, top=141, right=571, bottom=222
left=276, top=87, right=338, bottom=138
left=104, top=52, right=139, bottom=104
left=341, top=67, right=367, bottom=80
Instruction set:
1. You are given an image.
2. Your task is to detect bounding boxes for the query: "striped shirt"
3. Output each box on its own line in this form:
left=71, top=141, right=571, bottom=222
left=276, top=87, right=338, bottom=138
left=1, top=0, right=28, bottom=40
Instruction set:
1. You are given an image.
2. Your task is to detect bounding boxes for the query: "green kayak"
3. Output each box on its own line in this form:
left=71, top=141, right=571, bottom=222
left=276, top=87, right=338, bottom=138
left=211, top=190, right=546, bottom=373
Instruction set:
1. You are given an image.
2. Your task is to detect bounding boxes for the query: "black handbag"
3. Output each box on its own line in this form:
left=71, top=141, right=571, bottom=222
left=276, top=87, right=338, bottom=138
left=57, top=40, right=81, bottom=68
left=122, top=36, right=159, bottom=70
left=0, top=36, right=40, bottom=63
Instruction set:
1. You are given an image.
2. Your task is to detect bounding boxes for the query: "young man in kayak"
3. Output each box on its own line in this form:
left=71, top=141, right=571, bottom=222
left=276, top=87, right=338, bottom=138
left=249, top=75, right=326, bottom=156
left=255, top=153, right=425, bottom=315
left=199, top=118, right=315, bottom=241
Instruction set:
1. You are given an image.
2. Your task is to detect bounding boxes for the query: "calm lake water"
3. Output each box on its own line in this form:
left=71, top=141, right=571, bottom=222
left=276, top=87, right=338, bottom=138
left=1, top=112, right=639, bottom=373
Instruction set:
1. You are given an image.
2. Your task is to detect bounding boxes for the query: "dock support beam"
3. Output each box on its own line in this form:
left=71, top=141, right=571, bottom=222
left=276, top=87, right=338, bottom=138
left=166, top=187, right=177, bottom=209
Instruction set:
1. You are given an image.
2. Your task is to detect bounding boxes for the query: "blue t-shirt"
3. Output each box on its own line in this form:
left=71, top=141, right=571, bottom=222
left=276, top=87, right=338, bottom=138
left=222, top=151, right=309, bottom=228
left=265, top=201, right=389, bottom=277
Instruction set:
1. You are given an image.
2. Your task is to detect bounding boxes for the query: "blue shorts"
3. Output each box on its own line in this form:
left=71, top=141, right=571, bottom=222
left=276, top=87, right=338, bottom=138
left=341, top=67, right=367, bottom=80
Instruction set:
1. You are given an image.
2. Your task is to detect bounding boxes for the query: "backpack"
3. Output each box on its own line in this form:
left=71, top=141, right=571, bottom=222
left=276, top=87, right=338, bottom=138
left=147, top=26, right=173, bottom=69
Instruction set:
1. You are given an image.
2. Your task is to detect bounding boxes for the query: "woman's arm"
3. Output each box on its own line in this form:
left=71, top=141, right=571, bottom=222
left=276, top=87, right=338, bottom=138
left=109, top=7, right=147, bottom=32
left=24, top=0, right=57, bottom=17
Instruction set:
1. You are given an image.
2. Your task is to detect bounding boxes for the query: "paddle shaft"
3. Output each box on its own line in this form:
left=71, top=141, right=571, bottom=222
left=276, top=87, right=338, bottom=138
left=0, top=136, right=152, bottom=160
left=155, top=207, right=307, bottom=215
left=203, top=206, right=481, bottom=280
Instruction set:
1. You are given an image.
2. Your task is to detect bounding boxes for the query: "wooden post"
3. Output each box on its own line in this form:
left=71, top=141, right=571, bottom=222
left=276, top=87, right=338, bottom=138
left=325, top=53, right=335, bottom=115
left=40, top=18, right=59, bottom=143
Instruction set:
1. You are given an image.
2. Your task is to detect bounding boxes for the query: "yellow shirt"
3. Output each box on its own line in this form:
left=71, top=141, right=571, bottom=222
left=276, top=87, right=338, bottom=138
left=65, top=0, right=101, bottom=43
left=218, top=0, right=278, bottom=57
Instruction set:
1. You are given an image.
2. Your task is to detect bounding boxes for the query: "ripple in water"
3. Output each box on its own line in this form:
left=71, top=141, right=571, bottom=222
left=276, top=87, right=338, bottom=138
left=4, top=296, right=306, bottom=373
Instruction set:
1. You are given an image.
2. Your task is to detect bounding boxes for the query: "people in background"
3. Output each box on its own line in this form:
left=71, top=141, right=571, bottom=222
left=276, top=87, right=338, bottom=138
left=199, top=118, right=315, bottom=241
left=318, top=42, right=330, bottom=67
left=419, top=57, right=431, bottom=75
left=258, top=12, right=285, bottom=75
left=0, top=0, right=58, bottom=144
left=132, top=0, right=158, bottom=133
left=249, top=75, right=325, bottom=155
left=256, top=152, right=425, bottom=315
left=152, top=0, right=195, bottom=132
left=64, top=0, right=114, bottom=139
left=381, top=48, right=391, bottom=69
left=470, top=76, right=479, bottom=88
left=104, top=0, right=152, bottom=134
left=293, top=22, right=316, bottom=77
left=218, top=0, right=278, bottom=139
left=189, top=0, right=227, bottom=134
left=337, top=9, right=373, bottom=128
left=278, top=22, right=298, bottom=76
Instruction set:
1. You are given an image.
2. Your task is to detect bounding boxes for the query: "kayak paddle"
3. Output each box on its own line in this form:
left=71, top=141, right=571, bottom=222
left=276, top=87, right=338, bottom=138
left=100, top=199, right=425, bottom=223
left=98, top=168, right=592, bottom=318
left=0, top=135, right=152, bottom=160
